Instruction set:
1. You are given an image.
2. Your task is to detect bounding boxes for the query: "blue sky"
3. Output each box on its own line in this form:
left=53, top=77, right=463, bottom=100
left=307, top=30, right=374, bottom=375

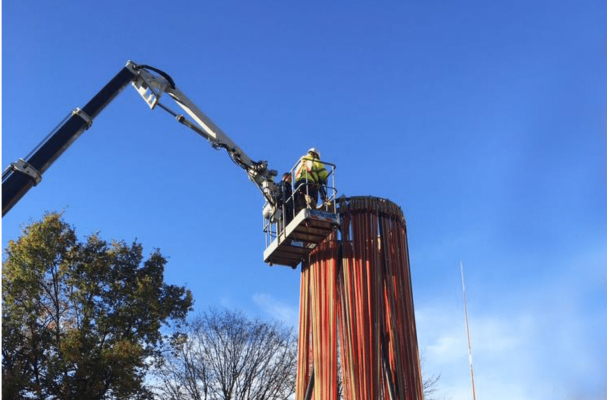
left=2, top=1, right=607, bottom=399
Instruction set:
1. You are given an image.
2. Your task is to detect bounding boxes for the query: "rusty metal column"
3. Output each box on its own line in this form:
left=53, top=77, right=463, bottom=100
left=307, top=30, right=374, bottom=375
left=295, top=196, right=423, bottom=400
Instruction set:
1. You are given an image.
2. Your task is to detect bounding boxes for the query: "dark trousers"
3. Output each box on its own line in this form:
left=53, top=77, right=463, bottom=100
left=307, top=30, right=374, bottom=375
left=295, top=180, right=318, bottom=212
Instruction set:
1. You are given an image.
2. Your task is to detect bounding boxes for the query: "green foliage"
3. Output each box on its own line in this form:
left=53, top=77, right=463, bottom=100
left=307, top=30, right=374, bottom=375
left=2, top=212, right=193, bottom=400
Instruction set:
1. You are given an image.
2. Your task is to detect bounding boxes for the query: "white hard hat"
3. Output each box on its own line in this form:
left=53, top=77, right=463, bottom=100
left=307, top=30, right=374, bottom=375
left=308, top=147, right=321, bottom=158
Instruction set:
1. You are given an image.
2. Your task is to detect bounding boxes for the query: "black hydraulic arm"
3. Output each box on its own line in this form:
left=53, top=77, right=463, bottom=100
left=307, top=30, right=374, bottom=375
left=2, top=66, right=136, bottom=216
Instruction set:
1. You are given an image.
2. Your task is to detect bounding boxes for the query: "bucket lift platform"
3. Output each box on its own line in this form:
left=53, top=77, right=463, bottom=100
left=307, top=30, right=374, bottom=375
left=263, top=159, right=338, bottom=268
left=264, top=208, right=339, bottom=268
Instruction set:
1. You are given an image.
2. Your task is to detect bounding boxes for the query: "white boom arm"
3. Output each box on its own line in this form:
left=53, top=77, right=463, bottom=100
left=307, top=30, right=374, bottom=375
left=126, top=61, right=279, bottom=206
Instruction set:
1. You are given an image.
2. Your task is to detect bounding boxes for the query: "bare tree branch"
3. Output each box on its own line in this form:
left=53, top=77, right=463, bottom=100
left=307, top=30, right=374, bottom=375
left=154, top=308, right=297, bottom=400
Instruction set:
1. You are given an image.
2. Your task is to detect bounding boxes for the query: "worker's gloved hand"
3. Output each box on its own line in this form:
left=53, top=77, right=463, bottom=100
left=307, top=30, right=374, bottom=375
left=304, top=195, right=315, bottom=209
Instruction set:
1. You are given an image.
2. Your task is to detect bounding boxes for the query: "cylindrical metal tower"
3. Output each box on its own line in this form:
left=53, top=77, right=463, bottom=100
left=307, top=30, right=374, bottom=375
left=296, top=196, right=423, bottom=400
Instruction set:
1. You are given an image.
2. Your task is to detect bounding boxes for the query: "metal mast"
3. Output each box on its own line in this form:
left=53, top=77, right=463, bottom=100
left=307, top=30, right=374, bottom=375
left=460, top=261, right=477, bottom=400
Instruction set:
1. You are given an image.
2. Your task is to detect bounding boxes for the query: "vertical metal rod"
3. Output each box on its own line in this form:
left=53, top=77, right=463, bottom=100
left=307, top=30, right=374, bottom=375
left=460, top=261, right=477, bottom=400
left=304, top=365, right=315, bottom=400
left=381, top=333, right=397, bottom=400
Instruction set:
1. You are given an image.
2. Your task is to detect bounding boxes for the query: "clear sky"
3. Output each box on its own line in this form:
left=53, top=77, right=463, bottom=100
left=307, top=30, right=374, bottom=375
left=2, top=1, right=607, bottom=399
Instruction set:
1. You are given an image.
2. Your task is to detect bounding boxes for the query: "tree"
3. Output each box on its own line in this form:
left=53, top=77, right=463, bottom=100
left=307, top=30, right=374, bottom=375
left=422, top=373, right=442, bottom=400
left=154, top=308, right=297, bottom=400
left=2, top=212, right=193, bottom=400
left=420, top=353, right=444, bottom=400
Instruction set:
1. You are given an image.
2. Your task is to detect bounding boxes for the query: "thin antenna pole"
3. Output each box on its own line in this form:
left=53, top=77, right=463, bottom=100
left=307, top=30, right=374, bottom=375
left=460, top=261, right=477, bottom=400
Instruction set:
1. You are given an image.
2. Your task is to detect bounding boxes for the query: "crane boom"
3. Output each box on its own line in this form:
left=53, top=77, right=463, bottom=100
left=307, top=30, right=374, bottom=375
left=3, top=60, right=338, bottom=268
left=2, top=61, right=278, bottom=217
left=2, top=66, right=136, bottom=216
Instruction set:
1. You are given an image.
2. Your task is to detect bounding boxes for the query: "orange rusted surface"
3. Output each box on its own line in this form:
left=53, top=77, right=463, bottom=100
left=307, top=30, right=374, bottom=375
left=295, top=196, right=423, bottom=400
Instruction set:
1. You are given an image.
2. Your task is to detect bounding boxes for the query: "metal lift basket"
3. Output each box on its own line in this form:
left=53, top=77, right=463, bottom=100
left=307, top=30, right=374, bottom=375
left=263, top=159, right=338, bottom=268
left=264, top=208, right=339, bottom=267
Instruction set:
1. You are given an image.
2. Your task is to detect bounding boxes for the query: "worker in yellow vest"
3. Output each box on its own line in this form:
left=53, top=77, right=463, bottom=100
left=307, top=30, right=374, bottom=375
left=294, top=148, right=328, bottom=211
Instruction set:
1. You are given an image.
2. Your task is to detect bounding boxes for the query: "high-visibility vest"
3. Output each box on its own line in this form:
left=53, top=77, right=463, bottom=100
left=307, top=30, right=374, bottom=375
left=295, top=154, right=328, bottom=184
